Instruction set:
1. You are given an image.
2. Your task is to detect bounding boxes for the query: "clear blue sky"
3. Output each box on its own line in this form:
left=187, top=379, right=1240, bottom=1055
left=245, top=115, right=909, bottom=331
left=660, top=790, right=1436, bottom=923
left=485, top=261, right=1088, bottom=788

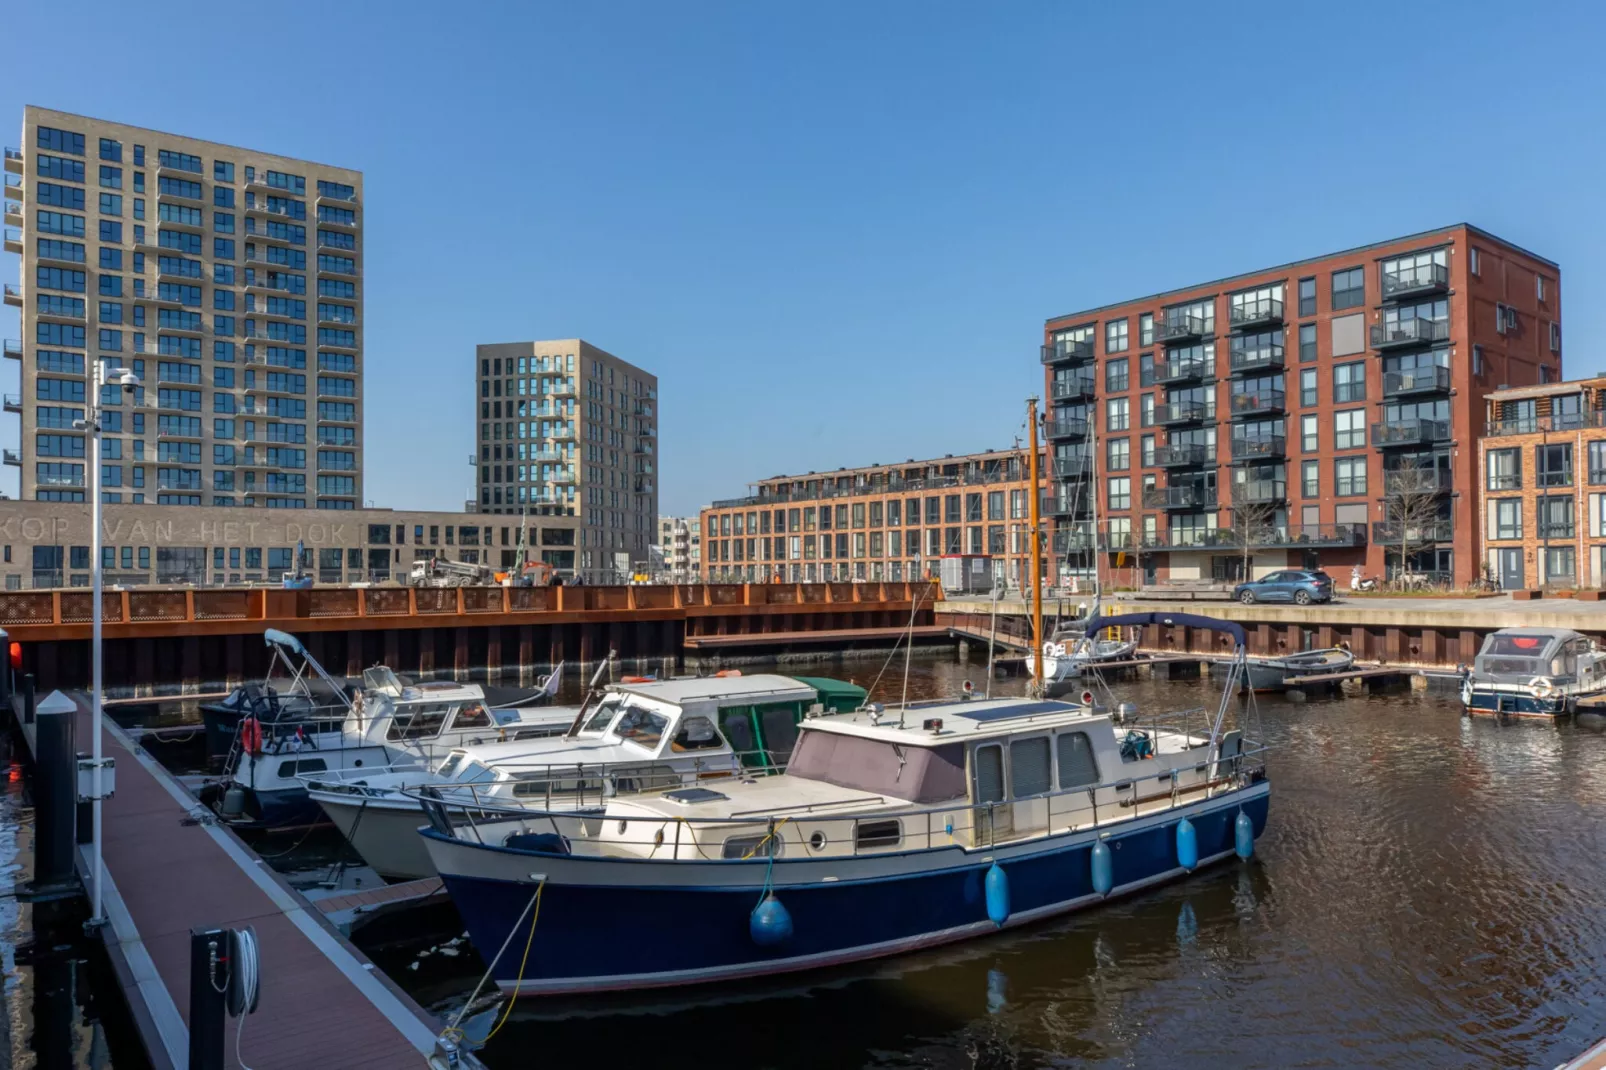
left=6, top=1, right=1606, bottom=515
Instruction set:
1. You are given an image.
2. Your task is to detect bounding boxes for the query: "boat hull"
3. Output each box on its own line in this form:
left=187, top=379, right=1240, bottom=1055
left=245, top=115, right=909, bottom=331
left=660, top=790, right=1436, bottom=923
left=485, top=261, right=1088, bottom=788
left=1463, top=689, right=1572, bottom=719
left=426, top=784, right=1269, bottom=995
left=315, top=793, right=436, bottom=879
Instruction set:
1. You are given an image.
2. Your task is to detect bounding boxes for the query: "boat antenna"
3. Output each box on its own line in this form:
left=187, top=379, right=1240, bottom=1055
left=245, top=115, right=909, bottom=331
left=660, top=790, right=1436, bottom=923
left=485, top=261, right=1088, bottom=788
left=896, top=581, right=929, bottom=728
left=984, top=571, right=1003, bottom=699
left=1027, top=395, right=1045, bottom=698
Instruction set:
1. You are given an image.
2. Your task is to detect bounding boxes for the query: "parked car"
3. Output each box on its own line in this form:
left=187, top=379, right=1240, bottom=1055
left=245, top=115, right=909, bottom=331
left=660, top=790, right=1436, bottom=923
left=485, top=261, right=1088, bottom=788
left=1233, top=569, right=1334, bottom=605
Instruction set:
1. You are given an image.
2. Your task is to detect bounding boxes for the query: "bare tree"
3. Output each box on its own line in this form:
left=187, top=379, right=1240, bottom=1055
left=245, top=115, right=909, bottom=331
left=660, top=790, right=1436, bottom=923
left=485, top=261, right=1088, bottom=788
left=1382, top=465, right=1444, bottom=588
left=1228, top=483, right=1279, bottom=581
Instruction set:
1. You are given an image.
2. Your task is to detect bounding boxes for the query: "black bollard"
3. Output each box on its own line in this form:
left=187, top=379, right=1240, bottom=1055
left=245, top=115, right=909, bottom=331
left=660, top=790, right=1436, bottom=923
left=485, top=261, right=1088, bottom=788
left=30, top=691, right=78, bottom=898
left=22, top=673, right=34, bottom=726
left=188, top=928, right=228, bottom=1070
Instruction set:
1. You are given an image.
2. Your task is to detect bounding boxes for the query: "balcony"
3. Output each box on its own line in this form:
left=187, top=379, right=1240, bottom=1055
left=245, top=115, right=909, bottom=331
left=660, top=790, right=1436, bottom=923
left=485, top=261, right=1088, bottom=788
left=245, top=200, right=303, bottom=220
left=1041, top=338, right=1095, bottom=365
left=1050, top=495, right=1093, bottom=519
left=1157, top=356, right=1210, bottom=385
left=38, top=473, right=84, bottom=488
left=1052, top=456, right=1093, bottom=480
left=1371, top=318, right=1450, bottom=349
left=1383, top=366, right=1451, bottom=397
left=1049, top=416, right=1089, bottom=439
left=1052, top=529, right=1096, bottom=554
left=1383, top=468, right=1451, bottom=495
left=1156, top=313, right=1208, bottom=345
left=1371, top=418, right=1450, bottom=447
left=2, top=201, right=19, bottom=227
left=1050, top=374, right=1096, bottom=402
left=3, top=148, right=22, bottom=174
left=1486, top=410, right=1606, bottom=437
left=1229, top=389, right=1285, bottom=418
left=1231, top=479, right=1286, bottom=505
left=1228, top=297, right=1284, bottom=331
left=1228, top=342, right=1284, bottom=376
left=1145, top=523, right=1365, bottom=551
left=1154, top=442, right=1214, bottom=468
left=1143, top=485, right=1218, bottom=510
left=3, top=339, right=21, bottom=359
left=245, top=225, right=294, bottom=247
left=1157, top=400, right=1207, bottom=426
left=3, top=174, right=20, bottom=195
left=1372, top=520, right=1454, bottom=544
left=2, top=395, right=18, bottom=414
left=1381, top=262, right=1449, bottom=301
left=1, top=449, right=18, bottom=466
left=2, top=283, right=19, bottom=307
left=36, top=301, right=86, bottom=323
left=1229, top=434, right=1286, bottom=462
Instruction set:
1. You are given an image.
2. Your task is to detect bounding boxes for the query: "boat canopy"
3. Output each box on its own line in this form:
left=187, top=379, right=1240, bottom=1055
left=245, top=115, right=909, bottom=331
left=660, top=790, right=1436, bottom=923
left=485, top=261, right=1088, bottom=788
left=1092, top=612, right=1246, bottom=650
left=263, top=629, right=307, bottom=656
left=1474, top=629, right=1587, bottom=680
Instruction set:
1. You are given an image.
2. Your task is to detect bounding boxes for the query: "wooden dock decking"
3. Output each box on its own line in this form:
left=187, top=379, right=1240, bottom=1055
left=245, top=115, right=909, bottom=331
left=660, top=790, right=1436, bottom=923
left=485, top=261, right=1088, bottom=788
left=28, top=693, right=467, bottom=1070
left=683, top=624, right=951, bottom=649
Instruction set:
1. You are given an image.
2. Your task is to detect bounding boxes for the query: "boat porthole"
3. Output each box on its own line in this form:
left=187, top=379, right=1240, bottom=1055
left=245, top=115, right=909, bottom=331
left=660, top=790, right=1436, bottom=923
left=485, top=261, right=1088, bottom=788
left=617, top=820, right=628, bottom=835
left=810, top=832, right=827, bottom=851
left=353, top=760, right=362, bottom=767
left=653, top=829, right=664, bottom=847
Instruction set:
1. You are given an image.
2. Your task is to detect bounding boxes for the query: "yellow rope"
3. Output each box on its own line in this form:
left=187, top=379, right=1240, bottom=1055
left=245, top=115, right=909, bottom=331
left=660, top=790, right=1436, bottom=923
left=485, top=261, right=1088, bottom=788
left=741, top=817, right=790, bottom=860
left=478, top=878, right=544, bottom=1045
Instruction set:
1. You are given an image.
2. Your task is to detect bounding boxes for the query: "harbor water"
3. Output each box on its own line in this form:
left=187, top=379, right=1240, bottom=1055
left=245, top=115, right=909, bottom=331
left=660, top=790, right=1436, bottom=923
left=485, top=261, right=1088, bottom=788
left=393, top=657, right=1606, bottom=1069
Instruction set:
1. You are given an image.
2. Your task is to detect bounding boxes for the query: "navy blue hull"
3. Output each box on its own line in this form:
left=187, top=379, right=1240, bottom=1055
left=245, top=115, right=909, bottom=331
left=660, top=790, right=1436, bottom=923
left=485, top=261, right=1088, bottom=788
left=439, top=791, right=1269, bottom=993
left=1465, top=691, right=1569, bottom=718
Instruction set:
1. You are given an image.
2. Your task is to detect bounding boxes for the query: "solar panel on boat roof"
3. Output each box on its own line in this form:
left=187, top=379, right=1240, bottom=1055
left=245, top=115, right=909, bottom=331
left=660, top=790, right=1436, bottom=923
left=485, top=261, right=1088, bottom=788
left=953, top=700, right=1079, bottom=723
left=662, top=787, right=730, bottom=805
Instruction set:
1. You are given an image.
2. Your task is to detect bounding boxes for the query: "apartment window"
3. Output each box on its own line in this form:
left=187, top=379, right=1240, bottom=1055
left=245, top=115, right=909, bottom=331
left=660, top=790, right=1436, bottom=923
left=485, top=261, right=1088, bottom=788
left=1473, top=344, right=1485, bottom=376
left=1334, top=409, right=1365, bottom=450
left=1138, top=352, right=1155, bottom=387
left=1335, top=457, right=1367, bottom=496
left=1495, top=303, right=1517, bottom=334
left=1139, top=313, right=1154, bottom=346
left=1139, top=393, right=1154, bottom=428
left=1487, top=447, right=1521, bottom=490
left=1106, top=397, right=1129, bottom=432
left=1469, top=248, right=1481, bottom=276
left=1300, top=414, right=1319, bottom=453
left=1488, top=499, right=1522, bottom=540
left=1299, top=368, right=1318, bottom=407
left=1107, top=477, right=1130, bottom=512
left=1331, top=267, right=1364, bottom=311
left=1537, top=443, right=1573, bottom=488
left=1539, top=495, right=1574, bottom=539
left=1333, top=361, right=1366, bottom=403
left=1545, top=546, right=1576, bottom=585
left=1105, top=318, right=1129, bottom=354
left=1537, top=275, right=1548, bottom=302
left=1298, top=276, right=1316, bottom=317
left=1105, top=357, right=1129, bottom=393
left=1140, top=434, right=1155, bottom=468
left=1106, top=438, right=1130, bottom=471
left=215, top=160, right=235, bottom=183
left=1298, top=323, right=1317, bottom=363
left=1550, top=322, right=1562, bottom=353
left=1301, top=460, right=1319, bottom=498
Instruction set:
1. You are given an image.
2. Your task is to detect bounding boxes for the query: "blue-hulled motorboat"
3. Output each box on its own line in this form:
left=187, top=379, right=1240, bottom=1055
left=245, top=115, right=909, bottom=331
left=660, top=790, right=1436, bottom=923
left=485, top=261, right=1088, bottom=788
left=1461, top=627, right=1606, bottom=719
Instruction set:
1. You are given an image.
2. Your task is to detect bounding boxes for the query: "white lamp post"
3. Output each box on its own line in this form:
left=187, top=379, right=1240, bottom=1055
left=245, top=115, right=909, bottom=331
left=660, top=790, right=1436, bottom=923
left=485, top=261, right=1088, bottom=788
left=73, top=360, right=140, bottom=928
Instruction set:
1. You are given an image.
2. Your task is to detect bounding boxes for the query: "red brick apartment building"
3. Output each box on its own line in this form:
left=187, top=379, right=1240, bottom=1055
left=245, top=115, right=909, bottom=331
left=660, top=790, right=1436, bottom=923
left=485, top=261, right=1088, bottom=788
left=1043, top=224, right=1562, bottom=587
left=1478, top=377, right=1606, bottom=589
left=699, top=449, right=1054, bottom=585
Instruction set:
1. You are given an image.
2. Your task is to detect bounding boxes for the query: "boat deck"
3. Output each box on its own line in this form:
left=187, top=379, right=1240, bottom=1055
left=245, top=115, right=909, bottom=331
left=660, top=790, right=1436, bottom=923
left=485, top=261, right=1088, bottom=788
left=13, top=691, right=467, bottom=1070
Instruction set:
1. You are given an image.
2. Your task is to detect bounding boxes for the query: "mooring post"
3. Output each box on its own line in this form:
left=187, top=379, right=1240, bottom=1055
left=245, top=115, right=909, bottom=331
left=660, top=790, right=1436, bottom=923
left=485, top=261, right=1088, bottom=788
left=0, top=627, right=10, bottom=707
left=188, top=928, right=228, bottom=1070
left=32, top=691, right=79, bottom=897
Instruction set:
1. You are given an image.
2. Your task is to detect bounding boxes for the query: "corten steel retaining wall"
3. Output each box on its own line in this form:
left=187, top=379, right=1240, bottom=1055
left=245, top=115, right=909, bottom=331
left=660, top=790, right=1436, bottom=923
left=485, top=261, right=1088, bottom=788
left=0, top=582, right=937, bottom=694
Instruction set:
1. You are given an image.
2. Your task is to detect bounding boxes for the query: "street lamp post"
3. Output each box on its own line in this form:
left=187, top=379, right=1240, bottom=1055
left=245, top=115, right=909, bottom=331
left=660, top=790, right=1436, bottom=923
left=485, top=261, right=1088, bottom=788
left=74, top=359, right=141, bottom=929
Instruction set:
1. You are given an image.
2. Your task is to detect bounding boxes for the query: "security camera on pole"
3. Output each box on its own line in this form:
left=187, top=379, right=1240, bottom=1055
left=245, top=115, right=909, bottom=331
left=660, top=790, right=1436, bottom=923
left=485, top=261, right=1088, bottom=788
left=72, top=359, right=141, bottom=930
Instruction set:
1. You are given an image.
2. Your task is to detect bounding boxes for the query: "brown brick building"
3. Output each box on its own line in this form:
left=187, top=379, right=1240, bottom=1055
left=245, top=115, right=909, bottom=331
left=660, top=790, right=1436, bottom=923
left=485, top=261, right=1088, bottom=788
left=1043, top=224, right=1562, bottom=587
left=699, top=448, right=1056, bottom=586
left=1478, top=377, right=1606, bottom=589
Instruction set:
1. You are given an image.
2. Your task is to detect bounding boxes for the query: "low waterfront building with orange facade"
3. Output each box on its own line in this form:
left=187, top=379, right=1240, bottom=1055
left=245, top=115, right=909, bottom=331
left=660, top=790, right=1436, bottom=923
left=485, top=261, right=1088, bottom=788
left=1478, top=377, right=1606, bottom=589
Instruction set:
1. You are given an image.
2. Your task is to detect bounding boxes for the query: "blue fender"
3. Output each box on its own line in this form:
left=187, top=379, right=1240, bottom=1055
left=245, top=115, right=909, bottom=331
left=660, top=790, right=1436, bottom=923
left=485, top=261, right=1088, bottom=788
left=1090, top=840, right=1113, bottom=896
left=1235, top=810, right=1255, bottom=860
left=984, top=862, right=1010, bottom=927
left=1175, top=817, right=1198, bottom=871
left=749, top=894, right=793, bottom=947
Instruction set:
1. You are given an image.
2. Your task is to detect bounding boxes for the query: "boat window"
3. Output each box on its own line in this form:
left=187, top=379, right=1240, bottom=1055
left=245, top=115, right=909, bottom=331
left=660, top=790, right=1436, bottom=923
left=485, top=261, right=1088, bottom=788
left=580, top=699, right=621, bottom=734
left=435, top=752, right=467, bottom=778
left=510, top=776, right=604, bottom=797
left=720, top=709, right=758, bottom=762
left=722, top=833, right=783, bottom=860
left=362, top=666, right=403, bottom=695
left=973, top=743, right=1005, bottom=804
left=855, top=819, right=902, bottom=850
left=452, top=704, right=491, bottom=730
left=451, top=760, right=497, bottom=784
left=614, top=707, right=670, bottom=749
left=386, top=703, right=452, bottom=741
left=755, top=702, right=801, bottom=764
left=512, top=726, right=565, bottom=741
left=787, top=731, right=967, bottom=801
left=1056, top=731, right=1101, bottom=789
left=276, top=758, right=327, bottom=778
left=671, top=715, right=725, bottom=752
left=1009, top=737, right=1052, bottom=798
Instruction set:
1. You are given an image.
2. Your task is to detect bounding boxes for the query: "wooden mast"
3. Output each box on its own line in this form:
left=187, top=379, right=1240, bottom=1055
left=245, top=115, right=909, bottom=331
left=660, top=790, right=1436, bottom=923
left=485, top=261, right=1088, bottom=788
left=1027, top=396, right=1045, bottom=691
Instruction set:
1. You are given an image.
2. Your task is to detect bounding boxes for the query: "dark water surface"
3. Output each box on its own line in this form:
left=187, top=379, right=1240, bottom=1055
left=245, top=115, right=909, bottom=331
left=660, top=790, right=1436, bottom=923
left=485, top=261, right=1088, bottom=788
left=403, top=657, right=1606, bottom=1070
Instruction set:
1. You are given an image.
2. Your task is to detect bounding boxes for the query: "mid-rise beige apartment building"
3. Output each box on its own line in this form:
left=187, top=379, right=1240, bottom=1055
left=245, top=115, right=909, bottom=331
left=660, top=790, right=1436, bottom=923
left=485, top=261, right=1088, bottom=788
left=4, top=106, right=364, bottom=508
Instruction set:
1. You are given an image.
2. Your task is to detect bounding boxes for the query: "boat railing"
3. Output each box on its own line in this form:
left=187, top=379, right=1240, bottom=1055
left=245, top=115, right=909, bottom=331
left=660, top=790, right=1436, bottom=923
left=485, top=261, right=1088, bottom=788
left=435, top=749, right=792, bottom=813
left=410, top=741, right=1269, bottom=859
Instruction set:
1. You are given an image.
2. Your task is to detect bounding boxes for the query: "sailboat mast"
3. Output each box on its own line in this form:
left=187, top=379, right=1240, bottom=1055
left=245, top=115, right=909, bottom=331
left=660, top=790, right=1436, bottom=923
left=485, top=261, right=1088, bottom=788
left=1027, top=396, right=1044, bottom=688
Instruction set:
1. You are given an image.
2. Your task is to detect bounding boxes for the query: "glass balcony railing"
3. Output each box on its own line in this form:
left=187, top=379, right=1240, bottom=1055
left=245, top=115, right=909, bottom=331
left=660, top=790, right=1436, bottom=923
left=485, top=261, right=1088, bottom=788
left=1229, top=389, right=1285, bottom=417
left=1229, top=343, right=1284, bottom=375
left=1371, top=318, right=1450, bottom=349
left=1231, top=479, right=1287, bottom=504
left=1228, top=297, right=1283, bottom=330
left=1372, top=520, right=1454, bottom=544
left=1050, top=375, right=1096, bottom=401
left=1383, top=468, right=1451, bottom=495
left=1154, top=442, right=1215, bottom=467
left=1157, top=356, right=1211, bottom=384
left=1381, top=262, right=1450, bottom=300
left=1486, top=410, right=1606, bottom=437
left=1157, top=400, right=1208, bottom=425
left=1370, top=418, right=1450, bottom=447
left=1049, top=416, right=1089, bottom=439
left=1041, top=338, right=1095, bottom=365
left=1156, top=313, right=1208, bottom=344
left=1052, top=456, right=1093, bottom=479
left=1229, top=434, right=1285, bottom=462
left=1383, top=366, right=1451, bottom=397
left=1142, top=485, right=1217, bottom=510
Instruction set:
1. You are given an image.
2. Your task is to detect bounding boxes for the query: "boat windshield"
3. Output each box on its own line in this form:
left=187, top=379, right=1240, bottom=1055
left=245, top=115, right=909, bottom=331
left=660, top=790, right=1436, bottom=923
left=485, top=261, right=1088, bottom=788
left=435, top=751, right=470, bottom=777
left=614, top=707, right=671, bottom=750
left=580, top=698, right=622, bottom=734
left=363, top=666, right=404, bottom=696
left=1476, top=634, right=1558, bottom=677
left=451, top=760, right=497, bottom=784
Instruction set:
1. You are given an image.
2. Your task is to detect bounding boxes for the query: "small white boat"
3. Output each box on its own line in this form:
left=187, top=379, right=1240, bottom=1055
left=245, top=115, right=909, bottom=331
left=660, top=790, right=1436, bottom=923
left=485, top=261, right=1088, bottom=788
left=1461, top=628, right=1606, bottom=719
left=304, top=673, right=867, bottom=879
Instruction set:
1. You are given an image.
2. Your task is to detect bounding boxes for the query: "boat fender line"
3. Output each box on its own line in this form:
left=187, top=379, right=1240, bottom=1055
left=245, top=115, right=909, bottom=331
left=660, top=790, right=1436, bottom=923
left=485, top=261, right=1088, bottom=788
left=1235, top=810, right=1255, bottom=861
left=1091, top=840, right=1113, bottom=896
left=984, top=862, right=1010, bottom=927
left=441, top=879, right=546, bottom=1051
left=749, top=818, right=794, bottom=947
left=1176, top=817, right=1198, bottom=871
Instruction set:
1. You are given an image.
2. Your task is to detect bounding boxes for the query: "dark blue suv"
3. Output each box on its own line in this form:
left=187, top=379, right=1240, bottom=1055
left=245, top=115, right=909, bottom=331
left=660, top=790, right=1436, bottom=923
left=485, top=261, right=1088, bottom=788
left=1232, top=569, right=1334, bottom=605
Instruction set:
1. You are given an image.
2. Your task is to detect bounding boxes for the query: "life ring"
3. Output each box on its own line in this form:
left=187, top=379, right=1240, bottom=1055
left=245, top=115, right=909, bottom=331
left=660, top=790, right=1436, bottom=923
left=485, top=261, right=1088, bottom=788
left=620, top=675, right=653, bottom=684
left=1043, top=642, right=1065, bottom=659
left=239, top=716, right=264, bottom=757
left=1530, top=677, right=1559, bottom=701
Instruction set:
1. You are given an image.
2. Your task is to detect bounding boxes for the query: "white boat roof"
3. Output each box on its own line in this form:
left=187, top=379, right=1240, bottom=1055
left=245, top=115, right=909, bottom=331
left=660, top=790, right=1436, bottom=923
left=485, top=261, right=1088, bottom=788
left=611, top=770, right=904, bottom=820
left=392, top=680, right=484, bottom=703
left=803, top=697, right=1101, bottom=747
left=443, top=736, right=683, bottom=770
left=611, top=674, right=818, bottom=706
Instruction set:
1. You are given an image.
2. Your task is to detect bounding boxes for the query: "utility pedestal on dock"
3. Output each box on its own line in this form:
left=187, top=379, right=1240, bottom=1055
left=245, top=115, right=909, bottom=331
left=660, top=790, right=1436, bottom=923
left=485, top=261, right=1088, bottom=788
left=189, top=928, right=229, bottom=1070
left=24, top=690, right=80, bottom=902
